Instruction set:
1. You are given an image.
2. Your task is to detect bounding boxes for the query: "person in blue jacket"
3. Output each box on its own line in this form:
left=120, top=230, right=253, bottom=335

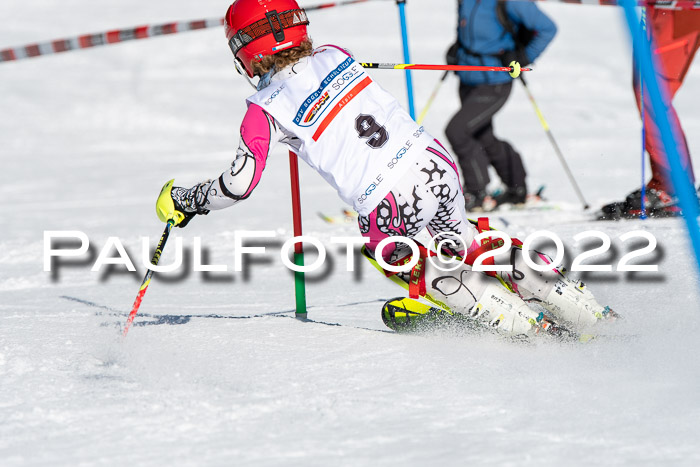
left=445, top=0, right=556, bottom=210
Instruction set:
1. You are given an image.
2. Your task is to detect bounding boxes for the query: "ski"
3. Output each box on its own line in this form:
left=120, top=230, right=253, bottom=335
left=381, top=296, right=598, bottom=343
left=381, top=296, right=474, bottom=332
left=485, top=199, right=563, bottom=213
left=317, top=209, right=358, bottom=224
left=481, top=185, right=549, bottom=212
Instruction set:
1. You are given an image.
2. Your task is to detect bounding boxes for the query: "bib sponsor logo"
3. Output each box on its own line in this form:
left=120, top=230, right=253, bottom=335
left=386, top=126, right=426, bottom=169
left=303, top=92, right=330, bottom=123
left=357, top=174, right=384, bottom=205
left=330, top=66, right=362, bottom=92
left=264, top=84, right=285, bottom=106
left=294, top=57, right=364, bottom=127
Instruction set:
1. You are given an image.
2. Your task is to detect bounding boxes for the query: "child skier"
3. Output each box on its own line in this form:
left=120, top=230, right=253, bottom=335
left=156, top=0, right=616, bottom=338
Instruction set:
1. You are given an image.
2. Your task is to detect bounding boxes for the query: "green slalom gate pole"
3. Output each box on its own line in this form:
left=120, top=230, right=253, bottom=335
left=288, top=150, right=307, bottom=319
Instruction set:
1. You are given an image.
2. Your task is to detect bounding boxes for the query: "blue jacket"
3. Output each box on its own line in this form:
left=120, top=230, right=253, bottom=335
left=456, top=0, right=557, bottom=85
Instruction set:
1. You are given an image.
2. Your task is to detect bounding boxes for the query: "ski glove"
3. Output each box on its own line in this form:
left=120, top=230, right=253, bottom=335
left=156, top=179, right=210, bottom=228
left=500, top=49, right=530, bottom=69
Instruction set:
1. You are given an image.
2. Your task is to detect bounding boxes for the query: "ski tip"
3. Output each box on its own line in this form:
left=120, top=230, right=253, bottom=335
left=381, top=296, right=454, bottom=332
left=317, top=212, right=334, bottom=223
left=579, top=333, right=596, bottom=343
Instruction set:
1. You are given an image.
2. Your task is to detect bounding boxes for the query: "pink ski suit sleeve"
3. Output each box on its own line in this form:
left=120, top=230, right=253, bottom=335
left=238, top=103, right=273, bottom=197
left=199, top=103, right=281, bottom=210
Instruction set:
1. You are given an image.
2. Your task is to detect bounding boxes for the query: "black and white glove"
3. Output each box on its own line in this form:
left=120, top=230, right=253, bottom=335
left=156, top=180, right=210, bottom=228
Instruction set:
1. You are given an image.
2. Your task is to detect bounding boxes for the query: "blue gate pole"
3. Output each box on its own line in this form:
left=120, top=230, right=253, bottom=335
left=396, top=0, right=416, bottom=118
left=620, top=0, right=700, bottom=273
left=639, top=7, right=647, bottom=219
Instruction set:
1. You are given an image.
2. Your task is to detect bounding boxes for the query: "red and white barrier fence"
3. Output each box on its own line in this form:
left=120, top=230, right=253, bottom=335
left=0, top=18, right=223, bottom=63
left=0, top=0, right=379, bottom=64
left=2, top=0, right=696, bottom=64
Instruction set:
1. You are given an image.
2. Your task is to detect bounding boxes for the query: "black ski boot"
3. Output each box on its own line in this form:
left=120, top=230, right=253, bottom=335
left=492, top=185, right=527, bottom=208
left=464, top=189, right=487, bottom=212
left=599, top=187, right=683, bottom=220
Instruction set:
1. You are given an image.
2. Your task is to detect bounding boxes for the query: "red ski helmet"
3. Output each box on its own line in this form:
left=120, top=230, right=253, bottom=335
left=224, top=0, right=310, bottom=78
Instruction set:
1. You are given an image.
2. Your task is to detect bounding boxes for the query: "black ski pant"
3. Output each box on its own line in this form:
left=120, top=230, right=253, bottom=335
left=445, top=81, right=526, bottom=193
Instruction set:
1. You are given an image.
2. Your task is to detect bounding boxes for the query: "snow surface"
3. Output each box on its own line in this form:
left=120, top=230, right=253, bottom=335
left=1, top=0, right=700, bottom=465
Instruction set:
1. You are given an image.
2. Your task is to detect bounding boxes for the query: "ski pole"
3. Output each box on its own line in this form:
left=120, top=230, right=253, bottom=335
left=123, top=179, right=185, bottom=337
left=518, top=74, right=590, bottom=210
left=122, top=219, right=175, bottom=337
left=360, top=61, right=528, bottom=78
left=416, top=70, right=449, bottom=125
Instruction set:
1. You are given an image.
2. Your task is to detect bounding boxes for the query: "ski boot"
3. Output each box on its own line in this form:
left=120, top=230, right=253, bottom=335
left=491, top=185, right=527, bottom=209
left=464, top=188, right=487, bottom=212
left=539, top=278, right=620, bottom=330
left=599, top=187, right=682, bottom=220
left=491, top=245, right=619, bottom=332
left=465, top=280, right=564, bottom=338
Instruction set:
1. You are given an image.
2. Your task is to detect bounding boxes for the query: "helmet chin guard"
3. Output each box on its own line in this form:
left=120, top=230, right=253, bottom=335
left=224, top=0, right=309, bottom=78
left=233, top=57, right=259, bottom=90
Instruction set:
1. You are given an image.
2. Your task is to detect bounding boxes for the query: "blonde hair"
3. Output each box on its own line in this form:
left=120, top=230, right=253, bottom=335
left=251, top=38, right=313, bottom=76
